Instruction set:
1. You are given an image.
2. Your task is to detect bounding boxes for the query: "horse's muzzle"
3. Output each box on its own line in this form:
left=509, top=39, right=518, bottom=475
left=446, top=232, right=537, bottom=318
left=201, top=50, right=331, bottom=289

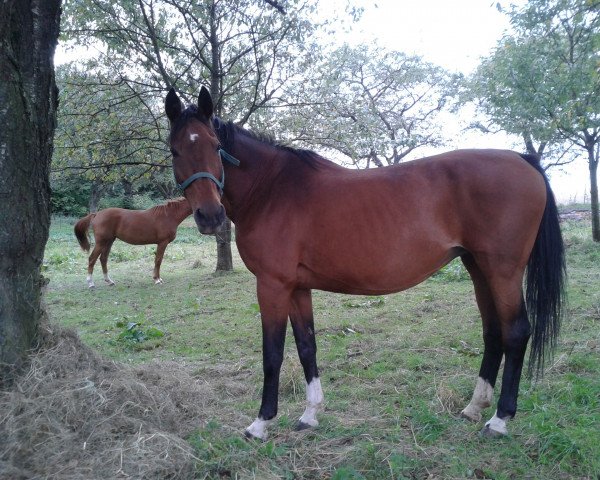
left=194, top=205, right=226, bottom=234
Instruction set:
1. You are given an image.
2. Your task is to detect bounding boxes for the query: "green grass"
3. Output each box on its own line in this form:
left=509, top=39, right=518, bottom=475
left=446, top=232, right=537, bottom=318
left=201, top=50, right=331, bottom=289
left=43, top=214, right=600, bottom=479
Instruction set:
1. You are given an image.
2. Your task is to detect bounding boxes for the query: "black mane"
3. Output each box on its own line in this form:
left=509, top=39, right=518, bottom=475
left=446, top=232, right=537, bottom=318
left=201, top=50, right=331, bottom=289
left=212, top=117, right=329, bottom=170
left=170, top=106, right=329, bottom=169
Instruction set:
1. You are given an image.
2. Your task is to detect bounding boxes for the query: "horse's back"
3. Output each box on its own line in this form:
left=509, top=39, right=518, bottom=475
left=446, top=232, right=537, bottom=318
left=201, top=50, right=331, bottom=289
left=91, top=207, right=164, bottom=245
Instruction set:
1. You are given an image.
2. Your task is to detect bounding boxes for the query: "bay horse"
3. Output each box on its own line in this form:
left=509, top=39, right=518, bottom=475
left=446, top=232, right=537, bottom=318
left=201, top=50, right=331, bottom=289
left=165, top=87, right=565, bottom=440
left=74, top=198, right=192, bottom=287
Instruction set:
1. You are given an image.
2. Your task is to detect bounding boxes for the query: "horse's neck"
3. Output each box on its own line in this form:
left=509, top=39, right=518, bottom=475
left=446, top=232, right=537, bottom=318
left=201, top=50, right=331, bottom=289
left=153, top=200, right=190, bottom=224
left=223, top=136, right=283, bottom=222
left=169, top=200, right=192, bottom=223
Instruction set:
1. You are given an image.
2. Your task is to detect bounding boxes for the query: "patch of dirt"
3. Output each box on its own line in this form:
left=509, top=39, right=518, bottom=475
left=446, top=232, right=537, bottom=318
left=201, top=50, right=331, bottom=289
left=560, top=209, right=591, bottom=221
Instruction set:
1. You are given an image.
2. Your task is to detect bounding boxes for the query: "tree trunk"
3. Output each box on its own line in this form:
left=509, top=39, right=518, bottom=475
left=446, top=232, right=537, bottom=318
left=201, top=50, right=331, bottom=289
left=89, top=180, right=102, bottom=213
left=588, top=146, right=599, bottom=242
left=122, top=178, right=134, bottom=209
left=215, top=219, right=234, bottom=271
left=209, top=0, right=233, bottom=271
left=0, top=0, right=61, bottom=384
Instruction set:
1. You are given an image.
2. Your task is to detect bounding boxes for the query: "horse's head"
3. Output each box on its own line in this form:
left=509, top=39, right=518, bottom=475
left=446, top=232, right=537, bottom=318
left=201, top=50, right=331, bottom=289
left=165, top=87, right=226, bottom=234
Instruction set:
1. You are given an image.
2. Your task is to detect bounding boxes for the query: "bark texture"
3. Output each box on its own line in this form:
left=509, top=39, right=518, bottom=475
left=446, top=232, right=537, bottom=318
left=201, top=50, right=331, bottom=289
left=0, top=0, right=61, bottom=383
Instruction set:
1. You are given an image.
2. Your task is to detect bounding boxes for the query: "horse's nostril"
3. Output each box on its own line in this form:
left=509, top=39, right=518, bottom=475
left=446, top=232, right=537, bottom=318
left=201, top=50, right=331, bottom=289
left=194, top=205, right=226, bottom=233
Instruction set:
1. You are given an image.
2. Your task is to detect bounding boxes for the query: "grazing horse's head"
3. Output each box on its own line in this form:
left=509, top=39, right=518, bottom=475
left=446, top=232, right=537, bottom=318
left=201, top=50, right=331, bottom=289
left=165, top=87, right=226, bottom=234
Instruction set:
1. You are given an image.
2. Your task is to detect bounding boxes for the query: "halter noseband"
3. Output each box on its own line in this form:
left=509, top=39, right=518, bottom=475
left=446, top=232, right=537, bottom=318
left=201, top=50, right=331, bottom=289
left=177, top=147, right=240, bottom=193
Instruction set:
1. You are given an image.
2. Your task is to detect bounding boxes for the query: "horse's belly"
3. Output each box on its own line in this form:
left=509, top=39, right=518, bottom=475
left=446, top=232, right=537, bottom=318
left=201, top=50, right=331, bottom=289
left=297, top=243, right=460, bottom=295
left=118, top=232, right=160, bottom=245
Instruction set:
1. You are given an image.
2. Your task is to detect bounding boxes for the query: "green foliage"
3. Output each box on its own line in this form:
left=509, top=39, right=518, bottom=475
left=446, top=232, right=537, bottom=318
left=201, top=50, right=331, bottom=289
left=115, top=320, right=164, bottom=349
left=283, top=44, right=458, bottom=167
left=432, top=258, right=470, bottom=282
left=52, top=65, right=172, bottom=209
left=331, top=466, right=366, bottom=480
left=50, top=179, right=90, bottom=216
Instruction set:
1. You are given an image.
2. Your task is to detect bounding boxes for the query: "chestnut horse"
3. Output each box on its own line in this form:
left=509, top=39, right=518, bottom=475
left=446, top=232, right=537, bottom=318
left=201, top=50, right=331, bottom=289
left=165, top=87, right=565, bottom=440
left=74, top=198, right=191, bottom=287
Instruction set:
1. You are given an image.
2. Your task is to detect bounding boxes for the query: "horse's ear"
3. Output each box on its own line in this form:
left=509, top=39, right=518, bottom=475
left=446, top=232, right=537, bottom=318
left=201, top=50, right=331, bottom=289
left=165, top=88, right=183, bottom=123
left=198, top=86, right=214, bottom=119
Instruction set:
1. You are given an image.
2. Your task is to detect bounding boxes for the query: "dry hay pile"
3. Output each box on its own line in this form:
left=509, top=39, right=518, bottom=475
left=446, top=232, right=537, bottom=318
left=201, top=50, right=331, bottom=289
left=0, top=325, right=218, bottom=479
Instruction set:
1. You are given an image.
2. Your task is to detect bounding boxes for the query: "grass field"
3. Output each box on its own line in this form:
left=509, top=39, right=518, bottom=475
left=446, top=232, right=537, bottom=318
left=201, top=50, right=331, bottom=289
left=42, top=213, right=600, bottom=479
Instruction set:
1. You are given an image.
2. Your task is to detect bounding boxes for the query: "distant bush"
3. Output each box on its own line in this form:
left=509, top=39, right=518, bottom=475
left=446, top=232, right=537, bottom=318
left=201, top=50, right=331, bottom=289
left=50, top=182, right=90, bottom=217
left=98, top=193, right=161, bottom=210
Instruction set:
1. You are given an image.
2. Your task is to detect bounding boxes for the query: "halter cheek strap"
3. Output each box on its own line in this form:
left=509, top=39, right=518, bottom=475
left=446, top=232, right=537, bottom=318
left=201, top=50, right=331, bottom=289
left=177, top=147, right=240, bottom=193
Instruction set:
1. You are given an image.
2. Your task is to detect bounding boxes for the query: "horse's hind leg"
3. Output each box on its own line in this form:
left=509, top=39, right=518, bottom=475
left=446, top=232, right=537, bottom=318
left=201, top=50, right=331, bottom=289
left=153, top=240, right=169, bottom=284
left=483, top=281, right=530, bottom=437
left=86, top=244, right=103, bottom=288
left=289, top=288, right=323, bottom=431
left=460, top=254, right=502, bottom=422
left=463, top=254, right=531, bottom=436
left=100, top=240, right=115, bottom=285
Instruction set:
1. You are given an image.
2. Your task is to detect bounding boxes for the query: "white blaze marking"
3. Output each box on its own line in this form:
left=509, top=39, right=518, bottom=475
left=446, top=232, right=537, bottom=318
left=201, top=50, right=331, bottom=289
left=461, top=376, right=493, bottom=422
left=485, top=411, right=508, bottom=435
left=189, top=133, right=199, bottom=142
left=298, top=377, right=324, bottom=427
left=246, top=417, right=273, bottom=440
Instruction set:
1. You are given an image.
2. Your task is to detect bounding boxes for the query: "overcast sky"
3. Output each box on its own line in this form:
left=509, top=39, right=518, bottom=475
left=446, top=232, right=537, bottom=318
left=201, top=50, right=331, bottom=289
left=342, top=0, right=519, bottom=74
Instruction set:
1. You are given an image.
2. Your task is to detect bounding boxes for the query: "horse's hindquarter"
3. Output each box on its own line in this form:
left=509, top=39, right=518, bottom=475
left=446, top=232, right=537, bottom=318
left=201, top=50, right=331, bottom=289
left=237, top=150, right=547, bottom=295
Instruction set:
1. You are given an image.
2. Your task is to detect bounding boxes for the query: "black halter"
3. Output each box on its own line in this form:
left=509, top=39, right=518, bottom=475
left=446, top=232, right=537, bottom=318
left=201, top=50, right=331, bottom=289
left=177, top=147, right=240, bottom=193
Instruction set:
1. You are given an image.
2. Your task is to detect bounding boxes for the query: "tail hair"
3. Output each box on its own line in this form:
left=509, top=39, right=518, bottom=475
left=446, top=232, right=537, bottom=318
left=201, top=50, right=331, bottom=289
left=74, top=213, right=95, bottom=252
left=520, top=154, right=567, bottom=377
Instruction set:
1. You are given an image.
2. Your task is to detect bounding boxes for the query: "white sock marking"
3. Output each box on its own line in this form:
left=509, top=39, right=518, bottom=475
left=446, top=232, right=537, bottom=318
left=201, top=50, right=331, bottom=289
left=485, top=411, right=508, bottom=435
left=298, top=377, right=324, bottom=427
left=86, top=274, right=95, bottom=288
left=461, top=376, right=493, bottom=421
left=246, top=417, right=272, bottom=440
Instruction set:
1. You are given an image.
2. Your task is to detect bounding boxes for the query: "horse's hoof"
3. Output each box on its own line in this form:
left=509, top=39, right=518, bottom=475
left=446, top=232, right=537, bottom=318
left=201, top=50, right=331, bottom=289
left=244, top=430, right=265, bottom=441
left=88, top=284, right=95, bottom=289
left=460, top=409, right=481, bottom=423
left=479, top=424, right=507, bottom=438
left=154, top=278, right=163, bottom=285
left=295, top=421, right=314, bottom=431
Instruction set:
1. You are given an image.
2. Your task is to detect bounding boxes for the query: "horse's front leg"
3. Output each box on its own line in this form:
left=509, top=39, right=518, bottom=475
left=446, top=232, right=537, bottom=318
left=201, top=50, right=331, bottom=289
left=245, top=281, right=290, bottom=441
left=290, top=288, right=323, bottom=430
left=153, top=240, right=170, bottom=284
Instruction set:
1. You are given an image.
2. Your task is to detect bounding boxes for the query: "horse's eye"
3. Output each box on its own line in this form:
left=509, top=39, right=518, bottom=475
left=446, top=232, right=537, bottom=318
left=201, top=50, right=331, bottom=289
left=170, top=148, right=178, bottom=157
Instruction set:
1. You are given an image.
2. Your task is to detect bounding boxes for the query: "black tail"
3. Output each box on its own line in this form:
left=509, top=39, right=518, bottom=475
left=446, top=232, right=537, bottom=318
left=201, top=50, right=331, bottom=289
left=520, top=154, right=567, bottom=377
